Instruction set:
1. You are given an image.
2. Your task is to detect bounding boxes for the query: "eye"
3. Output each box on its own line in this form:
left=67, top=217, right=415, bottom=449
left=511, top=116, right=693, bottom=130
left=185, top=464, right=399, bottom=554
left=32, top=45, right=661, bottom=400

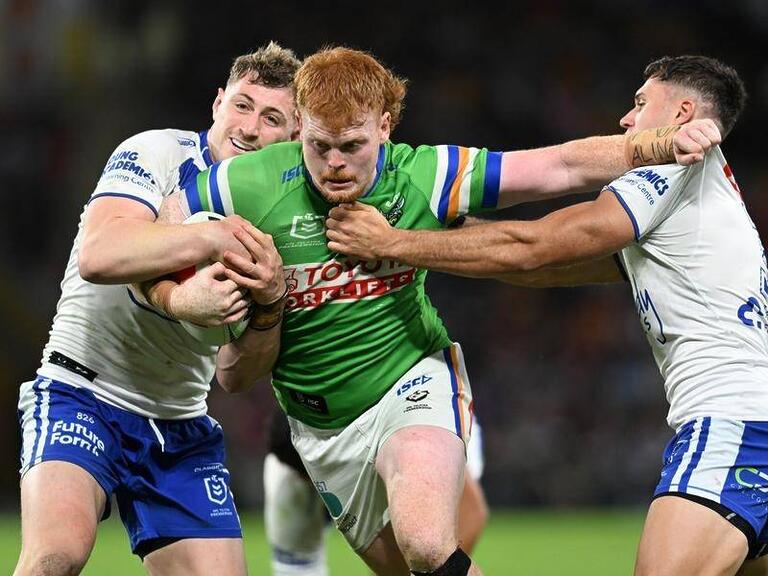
left=341, top=142, right=361, bottom=153
left=235, top=102, right=250, bottom=112
left=313, top=141, right=330, bottom=153
left=264, top=115, right=283, bottom=127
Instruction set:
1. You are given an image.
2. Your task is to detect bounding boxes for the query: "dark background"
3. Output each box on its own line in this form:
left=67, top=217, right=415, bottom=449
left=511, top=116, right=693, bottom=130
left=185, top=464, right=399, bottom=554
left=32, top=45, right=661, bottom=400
left=2, top=0, right=767, bottom=510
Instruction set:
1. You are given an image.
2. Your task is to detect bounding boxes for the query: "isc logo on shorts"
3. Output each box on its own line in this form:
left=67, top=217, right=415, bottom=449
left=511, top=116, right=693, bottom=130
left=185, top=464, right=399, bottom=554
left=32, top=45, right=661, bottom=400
left=396, top=374, right=432, bottom=396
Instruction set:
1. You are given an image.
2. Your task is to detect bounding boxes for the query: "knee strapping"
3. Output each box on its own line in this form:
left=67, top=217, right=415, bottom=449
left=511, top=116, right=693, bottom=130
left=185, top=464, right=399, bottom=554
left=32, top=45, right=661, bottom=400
left=411, top=547, right=471, bottom=576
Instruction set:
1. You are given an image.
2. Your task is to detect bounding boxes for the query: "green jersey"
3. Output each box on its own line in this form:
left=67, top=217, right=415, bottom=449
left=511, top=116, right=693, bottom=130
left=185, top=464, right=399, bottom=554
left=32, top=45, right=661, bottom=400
left=185, top=141, right=502, bottom=427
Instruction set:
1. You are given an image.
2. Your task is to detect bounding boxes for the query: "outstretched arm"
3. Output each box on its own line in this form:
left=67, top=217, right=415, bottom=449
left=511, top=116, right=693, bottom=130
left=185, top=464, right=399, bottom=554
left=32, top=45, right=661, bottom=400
left=497, top=120, right=720, bottom=206
left=326, top=191, right=634, bottom=282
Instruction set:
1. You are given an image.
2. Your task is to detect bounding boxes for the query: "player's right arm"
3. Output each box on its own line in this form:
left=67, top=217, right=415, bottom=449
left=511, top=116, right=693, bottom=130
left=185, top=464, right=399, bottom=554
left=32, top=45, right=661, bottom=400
left=496, top=119, right=720, bottom=206
left=78, top=131, right=251, bottom=284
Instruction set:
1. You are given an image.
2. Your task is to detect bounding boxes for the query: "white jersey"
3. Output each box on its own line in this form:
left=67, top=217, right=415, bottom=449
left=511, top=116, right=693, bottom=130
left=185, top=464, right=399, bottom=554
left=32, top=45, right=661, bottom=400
left=38, top=129, right=219, bottom=419
left=609, top=146, right=768, bottom=430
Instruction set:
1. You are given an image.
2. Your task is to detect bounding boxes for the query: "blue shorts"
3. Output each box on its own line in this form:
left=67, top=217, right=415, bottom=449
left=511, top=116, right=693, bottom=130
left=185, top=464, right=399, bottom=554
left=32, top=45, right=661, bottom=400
left=18, top=377, right=241, bottom=554
left=655, top=417, right=768, bottom=557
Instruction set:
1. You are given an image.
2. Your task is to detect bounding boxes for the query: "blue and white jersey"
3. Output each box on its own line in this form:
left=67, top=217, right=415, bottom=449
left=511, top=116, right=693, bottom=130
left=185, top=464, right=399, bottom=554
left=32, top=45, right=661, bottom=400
left=39, top=129, right=219, bottom=419
left=609, top=146, right=768, bottom=430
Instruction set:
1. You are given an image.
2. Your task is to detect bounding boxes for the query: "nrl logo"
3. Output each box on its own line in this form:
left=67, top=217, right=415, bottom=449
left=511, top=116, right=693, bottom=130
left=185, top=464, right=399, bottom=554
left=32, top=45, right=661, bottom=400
left=380, top=193, right=405, bottom=226
left=204, top=474, right=228, bottom=505
left=406, top=390, right=429, bottom=403
left=290, top=213, right=325, bottom=239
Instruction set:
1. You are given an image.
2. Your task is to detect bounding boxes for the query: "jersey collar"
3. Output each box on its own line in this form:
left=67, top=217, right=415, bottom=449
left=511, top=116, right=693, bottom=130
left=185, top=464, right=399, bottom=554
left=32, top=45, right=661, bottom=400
left=198, top=131, right=214, bottom=167
left=303, top=143, right=388, bottom=203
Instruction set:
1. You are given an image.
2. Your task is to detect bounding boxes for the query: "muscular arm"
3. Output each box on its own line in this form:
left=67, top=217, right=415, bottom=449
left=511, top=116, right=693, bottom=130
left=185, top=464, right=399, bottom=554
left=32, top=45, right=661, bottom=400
left=79, top=195, right=251, bottom=284
left=498, top=120, right=720, bottom=206
left=326, top=191, right=634, bottom=283
left=497, top=257, right=623, bottom=287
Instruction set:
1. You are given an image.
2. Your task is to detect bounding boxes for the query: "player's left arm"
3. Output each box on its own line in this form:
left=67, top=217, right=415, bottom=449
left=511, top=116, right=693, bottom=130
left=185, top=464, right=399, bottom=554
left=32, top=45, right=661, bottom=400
left=496, top=120, right=720, bottom=206
left=215, top=226, right=288, bottom=393
left=327, top=191, right=634, bottom=279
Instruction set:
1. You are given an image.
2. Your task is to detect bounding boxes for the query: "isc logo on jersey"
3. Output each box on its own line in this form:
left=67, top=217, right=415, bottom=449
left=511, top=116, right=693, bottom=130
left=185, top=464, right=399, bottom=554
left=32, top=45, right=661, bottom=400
left=174, top=211, right=250, bottom=346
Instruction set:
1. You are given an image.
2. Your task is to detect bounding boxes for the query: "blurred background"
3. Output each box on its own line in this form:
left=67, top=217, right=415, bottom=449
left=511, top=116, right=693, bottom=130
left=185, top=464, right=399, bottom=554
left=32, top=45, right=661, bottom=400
left=2, top=0, right=766, bottom=517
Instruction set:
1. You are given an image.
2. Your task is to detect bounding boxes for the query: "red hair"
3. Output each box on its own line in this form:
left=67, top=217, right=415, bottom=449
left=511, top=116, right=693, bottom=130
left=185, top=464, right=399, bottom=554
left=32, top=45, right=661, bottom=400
left=296, top=47, right=407, bottom=132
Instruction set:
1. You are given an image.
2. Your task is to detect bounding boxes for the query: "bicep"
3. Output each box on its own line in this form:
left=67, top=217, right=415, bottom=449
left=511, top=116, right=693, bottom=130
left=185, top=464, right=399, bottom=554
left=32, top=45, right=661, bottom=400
left=527, top=189, right=636, bottom=268
left=83, top=196, right=157, bottom=236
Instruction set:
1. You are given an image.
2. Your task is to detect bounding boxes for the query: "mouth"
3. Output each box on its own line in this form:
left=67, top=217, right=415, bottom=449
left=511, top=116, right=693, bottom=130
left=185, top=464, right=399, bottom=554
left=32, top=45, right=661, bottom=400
left=323, top=179, right=354, bottom=190
left=229, top=137, right=257, bottom=153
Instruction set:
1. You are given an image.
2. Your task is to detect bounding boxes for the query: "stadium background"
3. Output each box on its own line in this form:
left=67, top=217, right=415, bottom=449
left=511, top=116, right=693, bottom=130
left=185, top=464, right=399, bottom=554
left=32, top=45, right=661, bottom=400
left=1, top=0, right=766, bottom=571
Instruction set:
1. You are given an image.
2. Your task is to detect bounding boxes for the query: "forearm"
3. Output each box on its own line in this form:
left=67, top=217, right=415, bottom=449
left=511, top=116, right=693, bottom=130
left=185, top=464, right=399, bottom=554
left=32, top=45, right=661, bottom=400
left=383, top=223, right=541, bottom=277
left=216, top=327, right=281, bottom=393
left=501, top=127, right=682, bottom=205
left=80, top=219, right=212, bottom=284
left=498, top=257, right=623, bottom=287
left=560, top=126, right=681, bottom=191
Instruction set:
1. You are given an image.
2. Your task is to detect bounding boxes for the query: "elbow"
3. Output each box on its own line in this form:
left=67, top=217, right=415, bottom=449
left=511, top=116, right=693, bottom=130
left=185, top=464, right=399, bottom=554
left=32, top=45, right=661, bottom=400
left=78, top=247, right=120, bottom=284
left=78, top=249, right=106, bottom=283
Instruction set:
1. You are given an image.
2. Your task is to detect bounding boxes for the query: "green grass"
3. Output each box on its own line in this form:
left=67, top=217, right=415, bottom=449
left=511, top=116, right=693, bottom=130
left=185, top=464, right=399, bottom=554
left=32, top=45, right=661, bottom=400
left=0, top=509, right=644, bottom=574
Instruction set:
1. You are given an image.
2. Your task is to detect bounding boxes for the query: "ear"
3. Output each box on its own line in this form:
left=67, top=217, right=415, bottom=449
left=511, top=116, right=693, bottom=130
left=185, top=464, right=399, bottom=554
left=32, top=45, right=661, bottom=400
left=290, top=110, right=302, bottom=141
left=379, top=112, right=391, bottom=142
left=212, top=87, right=225, bottom=120
left=675, top=98, right=696, bottom=125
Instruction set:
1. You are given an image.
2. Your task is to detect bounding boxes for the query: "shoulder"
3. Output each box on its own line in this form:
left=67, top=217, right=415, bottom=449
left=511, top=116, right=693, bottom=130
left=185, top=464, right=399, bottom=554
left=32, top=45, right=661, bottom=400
left=611, top=162, right=691, bottom=195
left=110, top=128, right=194, bottom=162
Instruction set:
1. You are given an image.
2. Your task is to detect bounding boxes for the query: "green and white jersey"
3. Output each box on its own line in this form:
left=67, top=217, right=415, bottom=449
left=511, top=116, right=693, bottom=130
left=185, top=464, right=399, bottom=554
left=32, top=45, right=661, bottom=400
left=184, top=141, right=502, bottom=427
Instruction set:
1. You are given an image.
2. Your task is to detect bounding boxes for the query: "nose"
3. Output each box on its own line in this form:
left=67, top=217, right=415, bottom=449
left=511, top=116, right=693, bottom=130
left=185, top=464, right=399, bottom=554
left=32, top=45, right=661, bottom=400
left=327, top=148, right=345, bottom=169
left=620, top=109, right=634, bottom=130
left=240, top=115, right=261, bottom=139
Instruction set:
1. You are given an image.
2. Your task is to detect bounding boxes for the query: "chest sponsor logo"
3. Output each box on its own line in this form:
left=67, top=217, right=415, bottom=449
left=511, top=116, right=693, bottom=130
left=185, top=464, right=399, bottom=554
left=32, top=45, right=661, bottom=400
left=290, top=213, right=325, bottom=239
left=284, top=258, right=417, bottom=310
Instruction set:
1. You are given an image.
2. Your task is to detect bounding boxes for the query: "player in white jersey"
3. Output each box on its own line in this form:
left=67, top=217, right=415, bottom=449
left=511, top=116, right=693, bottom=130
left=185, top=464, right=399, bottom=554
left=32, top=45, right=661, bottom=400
left=326, top=55, right=766, bottom=575
left=15, top=43, right=300, bottom=576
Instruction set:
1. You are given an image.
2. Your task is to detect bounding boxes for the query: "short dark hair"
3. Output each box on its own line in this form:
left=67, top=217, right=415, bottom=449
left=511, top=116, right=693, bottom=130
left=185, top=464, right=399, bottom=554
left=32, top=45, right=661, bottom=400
left=644, top=55, right=747, bottom=136
left=227, top=41, right=301, bottom=90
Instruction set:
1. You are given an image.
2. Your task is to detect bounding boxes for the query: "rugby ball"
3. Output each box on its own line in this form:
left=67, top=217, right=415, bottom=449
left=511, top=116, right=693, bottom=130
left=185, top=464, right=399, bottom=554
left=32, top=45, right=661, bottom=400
left=175, top=211, right=250, bottom=346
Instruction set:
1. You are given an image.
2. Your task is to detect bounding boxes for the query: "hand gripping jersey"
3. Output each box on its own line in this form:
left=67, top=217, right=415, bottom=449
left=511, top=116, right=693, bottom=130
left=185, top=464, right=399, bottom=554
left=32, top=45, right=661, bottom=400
left=184, top=141, right=502, bottom=428
left=608, top=146, right=768, bottom=430
left=38, top=129, right=220, bottom=419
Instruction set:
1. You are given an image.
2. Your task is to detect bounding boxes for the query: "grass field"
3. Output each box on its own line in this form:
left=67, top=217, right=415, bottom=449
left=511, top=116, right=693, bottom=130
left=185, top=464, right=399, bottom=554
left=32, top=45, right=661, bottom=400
left=0, top=509, right=645, bottom=574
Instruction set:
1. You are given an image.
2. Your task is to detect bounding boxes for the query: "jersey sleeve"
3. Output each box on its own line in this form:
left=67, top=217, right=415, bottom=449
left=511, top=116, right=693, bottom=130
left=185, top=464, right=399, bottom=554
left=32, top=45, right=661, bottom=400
left=606, top=163, right=692, bottom=241
left=409, top=145, right=503, bottom=226
left=91, top=130, right=181, bottom=217
left=183, top=149, right=278, bottom=224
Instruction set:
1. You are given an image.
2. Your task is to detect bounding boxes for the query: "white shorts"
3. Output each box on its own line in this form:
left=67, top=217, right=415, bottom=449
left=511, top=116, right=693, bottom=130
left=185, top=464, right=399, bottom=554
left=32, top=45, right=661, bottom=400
left=288, top=343, right=473, bottom=552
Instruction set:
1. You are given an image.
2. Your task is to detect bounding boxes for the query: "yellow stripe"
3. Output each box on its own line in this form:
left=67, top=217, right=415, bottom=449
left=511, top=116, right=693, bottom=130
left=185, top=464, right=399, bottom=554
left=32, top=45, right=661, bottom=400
left=447, top=147, right=469, bottom=222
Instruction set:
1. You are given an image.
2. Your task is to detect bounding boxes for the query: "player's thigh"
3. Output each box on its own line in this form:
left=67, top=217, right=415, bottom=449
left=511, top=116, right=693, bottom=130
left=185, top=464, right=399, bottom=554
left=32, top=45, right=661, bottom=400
left=376, top=425, right=466, bottom=551
left=359, top=522, right=410, bottom=576
left=458, top=472, right=489, bottom=553
left=19, top=461, right=106, bottom=564
left=635, top=495, right=748, bottom=576
left=143, top=538, right=246, bottom=576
